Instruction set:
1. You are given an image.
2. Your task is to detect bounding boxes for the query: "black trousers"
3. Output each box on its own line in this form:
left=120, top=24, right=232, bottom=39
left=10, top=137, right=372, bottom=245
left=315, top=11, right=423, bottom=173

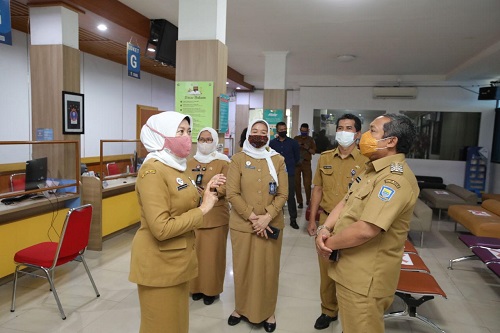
left=287, top=175, right=297, bottom=220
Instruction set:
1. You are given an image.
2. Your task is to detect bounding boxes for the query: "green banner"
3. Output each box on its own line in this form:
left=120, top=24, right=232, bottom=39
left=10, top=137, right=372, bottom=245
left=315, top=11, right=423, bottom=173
left=175, top=81, right=214, bottom=141
left=263, top=109, right=284, bottom=137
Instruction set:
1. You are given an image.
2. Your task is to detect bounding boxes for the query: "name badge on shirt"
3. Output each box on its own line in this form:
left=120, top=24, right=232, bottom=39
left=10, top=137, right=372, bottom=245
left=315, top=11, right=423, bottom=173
left=269, top=182, right=277, bottom=195
left=177, top=184, right=188, bottom=191
left=323, top=165, right=332, bottom=169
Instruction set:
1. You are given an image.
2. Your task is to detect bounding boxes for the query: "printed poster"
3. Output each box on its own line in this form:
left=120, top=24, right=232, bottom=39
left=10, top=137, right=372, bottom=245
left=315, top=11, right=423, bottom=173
left=175, top=81, right=214, bottom=142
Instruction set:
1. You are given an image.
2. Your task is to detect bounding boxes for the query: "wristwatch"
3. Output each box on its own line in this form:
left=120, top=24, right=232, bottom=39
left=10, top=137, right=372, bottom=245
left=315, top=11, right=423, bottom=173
left=316, top=225, right=332, bottom=237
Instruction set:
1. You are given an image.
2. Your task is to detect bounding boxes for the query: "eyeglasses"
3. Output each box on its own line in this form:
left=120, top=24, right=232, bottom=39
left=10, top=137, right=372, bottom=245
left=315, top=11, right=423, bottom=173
left=198, top=138, right=214, bottom=143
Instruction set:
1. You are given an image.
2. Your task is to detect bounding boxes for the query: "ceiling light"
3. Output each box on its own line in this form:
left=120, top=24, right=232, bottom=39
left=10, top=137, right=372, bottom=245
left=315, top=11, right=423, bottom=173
left=97, top=24, right=108, bottom=31
left=236, top=87, right=241, bottom=90
left=147, top=48, right=155, bottom=52
left=337, top=54, right=356, bottom=62
left=226, top=81, right=229, bottom=85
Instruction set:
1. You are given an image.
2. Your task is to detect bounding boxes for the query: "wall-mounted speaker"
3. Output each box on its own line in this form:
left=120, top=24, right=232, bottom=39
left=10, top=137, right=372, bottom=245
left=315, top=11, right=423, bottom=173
left=478, top=86, right=500, bottom=100
left=148, top=19, right=178, bottom=67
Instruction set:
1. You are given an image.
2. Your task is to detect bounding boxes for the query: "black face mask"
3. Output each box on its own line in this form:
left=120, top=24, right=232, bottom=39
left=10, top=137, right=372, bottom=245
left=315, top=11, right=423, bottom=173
left=278, top=131, right=287, bottom=138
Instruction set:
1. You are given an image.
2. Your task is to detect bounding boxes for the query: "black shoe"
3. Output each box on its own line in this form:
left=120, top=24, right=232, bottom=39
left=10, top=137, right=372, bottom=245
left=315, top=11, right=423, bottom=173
left=314, top=313, right=338, bottom=330
left=298, top=203, right=304, bottom=209
left=203, top=294, right=219, bottom=305
left=263, top=321, right=277, bottom=332
left=290, top=220, right=299, bottom=229
left=192, top=293, right=203, bottom=301
left=228, top=314, right=242, bottom=326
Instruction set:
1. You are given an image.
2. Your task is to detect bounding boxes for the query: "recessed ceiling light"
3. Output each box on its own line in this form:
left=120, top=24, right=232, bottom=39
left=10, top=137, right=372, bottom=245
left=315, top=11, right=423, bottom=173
left=97, top=24, right=108, bottom=31
left=337, top=54, right=356, bottom=62
left=147, top=48, right=155, bottom=52
left=236, top=87, right=241, bottom=90
left=226, top=81, right=229, bottom=85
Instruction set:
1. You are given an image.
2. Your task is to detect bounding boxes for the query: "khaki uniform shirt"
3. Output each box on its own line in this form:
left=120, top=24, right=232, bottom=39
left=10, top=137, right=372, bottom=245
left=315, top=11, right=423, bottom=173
left=330, top=154, right=419, bottom=297
left=187, top=158, right=230, bottom=228
left=293, top=135, right=316, bottom=161
left=313, top=148, right=368, bottom=213
left=226, top=152, right=288, bottom=232
left=129, top=159, right=203, bottom=287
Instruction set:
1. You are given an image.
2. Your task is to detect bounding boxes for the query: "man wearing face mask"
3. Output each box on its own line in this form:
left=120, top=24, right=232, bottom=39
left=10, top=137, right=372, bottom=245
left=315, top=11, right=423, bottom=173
left=269, top=122, right=301, bottom=229
left=307, top=114, right=368, bottom=330
left=315, top=114, right=419, bottom=333
left=294, top=123, right=316, bottom=208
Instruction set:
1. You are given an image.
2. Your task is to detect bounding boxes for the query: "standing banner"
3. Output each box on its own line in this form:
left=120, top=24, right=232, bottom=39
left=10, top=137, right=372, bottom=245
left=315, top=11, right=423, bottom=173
left=127, top=42, right=140, bottom=79
left=218, top=94, right=229, bottom=134
left=0, top=0, right=12, bottom=45
left=175, top=81, right=214, bottom=142
left=263, top=109, right=284, bottom=138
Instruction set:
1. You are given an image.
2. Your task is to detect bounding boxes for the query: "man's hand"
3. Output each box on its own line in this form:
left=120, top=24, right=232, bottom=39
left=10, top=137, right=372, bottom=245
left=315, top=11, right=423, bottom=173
left=315, top=230, right=332, bottom=259
left=307, top=220, right=317, bottom=236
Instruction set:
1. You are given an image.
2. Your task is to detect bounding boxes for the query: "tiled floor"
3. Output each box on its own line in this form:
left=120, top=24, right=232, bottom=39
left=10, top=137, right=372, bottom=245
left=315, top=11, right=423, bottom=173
left=0, top=208, right=499, bottom=333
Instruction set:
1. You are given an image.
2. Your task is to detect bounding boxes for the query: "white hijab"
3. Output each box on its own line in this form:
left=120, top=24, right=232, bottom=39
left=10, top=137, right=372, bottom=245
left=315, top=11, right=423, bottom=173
left=193, top=127, right=231, bottom=163
left=243, top=119, right=280, bottom=185
left=140, top=111, right=193, bottom=171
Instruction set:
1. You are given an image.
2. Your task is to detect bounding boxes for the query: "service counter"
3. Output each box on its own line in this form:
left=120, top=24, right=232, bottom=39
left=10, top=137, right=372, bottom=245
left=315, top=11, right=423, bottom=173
left=0, top=194, right=80, bottom=279
left=81, top=176, right=140, bottom=251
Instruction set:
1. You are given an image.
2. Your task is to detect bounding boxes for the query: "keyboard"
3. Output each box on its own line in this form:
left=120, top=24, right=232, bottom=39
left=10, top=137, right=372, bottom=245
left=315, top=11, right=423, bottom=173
left=1, top=194, right=34, bottom=205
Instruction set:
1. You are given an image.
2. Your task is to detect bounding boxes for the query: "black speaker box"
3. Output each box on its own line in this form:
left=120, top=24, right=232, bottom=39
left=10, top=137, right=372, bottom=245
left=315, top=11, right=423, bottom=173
left=478, top=86, right=500, bottom=100
left=149, top=19, right=178, bottom=67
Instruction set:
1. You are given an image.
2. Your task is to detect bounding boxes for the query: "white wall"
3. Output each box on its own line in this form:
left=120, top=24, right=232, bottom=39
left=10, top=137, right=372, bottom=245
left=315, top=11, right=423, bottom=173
left=0, top=30, right=175, bottom=162
left=300, top=86, right=497, bottom=190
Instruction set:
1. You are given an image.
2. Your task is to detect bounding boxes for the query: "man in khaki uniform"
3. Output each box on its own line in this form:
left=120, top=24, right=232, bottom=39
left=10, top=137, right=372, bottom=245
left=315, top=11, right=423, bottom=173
left=316, top=114, right=419, bottom=333
left=307, top=114, right=368, bottom=330
left=294, top=123, right=316, bottom=208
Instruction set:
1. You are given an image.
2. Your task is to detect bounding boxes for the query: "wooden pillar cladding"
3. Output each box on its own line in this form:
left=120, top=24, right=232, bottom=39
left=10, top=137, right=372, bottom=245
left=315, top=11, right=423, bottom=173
left=264, top=89, right=287, bottom=120
left=175, top=40, right=228, bottom=127
left=30, top=44, right=80, bottom=180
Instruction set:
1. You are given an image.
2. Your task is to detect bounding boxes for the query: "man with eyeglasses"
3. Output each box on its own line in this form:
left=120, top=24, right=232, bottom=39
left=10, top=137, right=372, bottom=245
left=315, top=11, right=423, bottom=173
left=269, top=122, right=301, bottom=229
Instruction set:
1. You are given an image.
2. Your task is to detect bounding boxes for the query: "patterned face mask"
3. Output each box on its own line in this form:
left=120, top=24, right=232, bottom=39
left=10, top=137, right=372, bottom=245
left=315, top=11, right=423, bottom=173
left=248, top=135, right=268, bottom=148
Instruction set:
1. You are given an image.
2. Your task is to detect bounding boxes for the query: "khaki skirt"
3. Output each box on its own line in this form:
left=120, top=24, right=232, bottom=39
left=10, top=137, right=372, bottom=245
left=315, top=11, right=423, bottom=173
left=230, top=228, right=283, bottom=323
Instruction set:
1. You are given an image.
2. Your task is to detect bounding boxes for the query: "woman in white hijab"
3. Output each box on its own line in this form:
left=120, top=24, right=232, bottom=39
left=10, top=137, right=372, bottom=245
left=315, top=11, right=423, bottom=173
left=129, top=112, right=225, bottom=333
left=187, top=127, right=230, bottom=305
left=226, top=119, right=288, bottom=332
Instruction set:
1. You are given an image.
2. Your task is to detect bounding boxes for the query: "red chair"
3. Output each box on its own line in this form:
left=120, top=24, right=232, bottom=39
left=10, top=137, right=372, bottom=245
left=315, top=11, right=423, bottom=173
left=10, top=204, right=100, bottom=320
left=10, top=173, right=26, bottom=192
left=106, top=162, right=120, bottom=176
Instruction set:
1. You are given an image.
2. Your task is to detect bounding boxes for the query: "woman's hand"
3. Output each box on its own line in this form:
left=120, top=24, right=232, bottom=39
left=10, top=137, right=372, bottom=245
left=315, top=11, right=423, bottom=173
left=199, top=177, right=220, bottom=215
left=252, top=213, right=273, bottom=238
left=209, top=173, right=226, bottom=190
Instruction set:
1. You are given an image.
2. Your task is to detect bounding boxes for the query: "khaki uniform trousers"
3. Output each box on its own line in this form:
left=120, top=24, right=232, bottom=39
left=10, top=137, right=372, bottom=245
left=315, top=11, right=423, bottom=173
left=336, top=282, right=393, bottom=333
left=318, top=212, right=338, bottom=317
left=295, top=161, right=312, bottom=204
left=138, top=282, right=189, bottom=333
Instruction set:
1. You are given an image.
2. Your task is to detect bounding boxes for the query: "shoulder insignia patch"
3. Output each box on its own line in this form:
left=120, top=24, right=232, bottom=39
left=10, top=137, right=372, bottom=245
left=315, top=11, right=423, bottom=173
left=390, top=162, right=404, bottom=174
left=385, top=179, right=401, bottom=189
left=141, top=169, right=156, bottom=178
left=378, top=185, right=395, bottom=202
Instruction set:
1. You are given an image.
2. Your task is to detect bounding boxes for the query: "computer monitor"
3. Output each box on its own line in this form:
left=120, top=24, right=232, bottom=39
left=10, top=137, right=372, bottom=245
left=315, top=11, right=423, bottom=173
left=25, top=157, right=48, bottom=191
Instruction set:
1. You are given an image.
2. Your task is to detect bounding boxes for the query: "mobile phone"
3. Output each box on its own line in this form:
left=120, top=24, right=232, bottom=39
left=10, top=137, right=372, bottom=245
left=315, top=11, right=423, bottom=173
left=267, top=226, right=280, bottom=240
left=329, top=249, right=340, bottom=262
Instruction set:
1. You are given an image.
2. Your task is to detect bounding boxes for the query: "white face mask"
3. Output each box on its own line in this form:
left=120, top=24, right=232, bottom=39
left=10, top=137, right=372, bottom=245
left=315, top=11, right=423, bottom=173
left=335, top=131, right=356, bottom=148
left=197, top=142, right=216, bottom=155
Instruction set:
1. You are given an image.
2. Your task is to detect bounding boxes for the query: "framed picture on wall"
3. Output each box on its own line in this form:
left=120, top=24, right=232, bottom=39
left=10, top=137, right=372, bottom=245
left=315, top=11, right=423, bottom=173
left=62, top=91, right=84, bottom=134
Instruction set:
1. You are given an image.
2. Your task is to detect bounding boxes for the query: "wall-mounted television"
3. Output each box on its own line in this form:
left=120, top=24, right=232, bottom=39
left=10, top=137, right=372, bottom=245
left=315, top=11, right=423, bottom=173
left=25, top=157, right=48, bottom=191
left=149, top=19, right=178, bottom=67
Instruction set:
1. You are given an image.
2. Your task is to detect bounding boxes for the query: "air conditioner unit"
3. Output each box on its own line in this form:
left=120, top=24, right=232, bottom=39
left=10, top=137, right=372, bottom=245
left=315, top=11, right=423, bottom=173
left=372, top=87, right=418, bottom=99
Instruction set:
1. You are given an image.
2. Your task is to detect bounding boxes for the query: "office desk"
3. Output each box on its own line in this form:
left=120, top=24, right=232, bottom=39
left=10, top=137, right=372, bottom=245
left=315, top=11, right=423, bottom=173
left=0, top=193, right=80, bottom=280
left=81, top=176, right=140, bottom=251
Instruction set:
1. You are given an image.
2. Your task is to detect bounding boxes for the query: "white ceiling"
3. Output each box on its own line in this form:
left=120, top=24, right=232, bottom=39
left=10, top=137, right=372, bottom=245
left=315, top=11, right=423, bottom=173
left=118, top=0, right=500, bottom=90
